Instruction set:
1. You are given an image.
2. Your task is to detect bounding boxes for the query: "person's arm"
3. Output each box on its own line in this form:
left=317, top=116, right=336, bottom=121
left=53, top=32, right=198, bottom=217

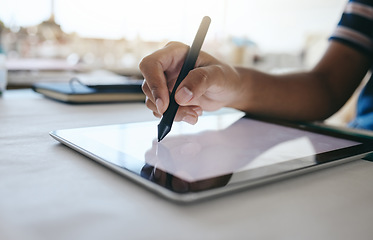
left=140, top=41, right=371, bottom=124
left=231, top=41, right=372, bottom=121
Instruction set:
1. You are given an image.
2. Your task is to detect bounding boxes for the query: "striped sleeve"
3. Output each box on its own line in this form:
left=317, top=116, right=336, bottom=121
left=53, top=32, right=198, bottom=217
left=330, top=0, right=373, bottom=55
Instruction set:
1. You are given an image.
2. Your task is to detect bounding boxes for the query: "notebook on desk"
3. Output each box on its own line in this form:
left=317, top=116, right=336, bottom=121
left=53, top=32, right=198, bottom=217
left=32, top=78, right=145, bottom=104
left=50, top=111, right=373, bottom=203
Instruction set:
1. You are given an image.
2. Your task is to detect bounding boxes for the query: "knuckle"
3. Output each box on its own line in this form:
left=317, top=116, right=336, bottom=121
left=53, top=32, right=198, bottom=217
left=139, top=56, right=153, bottom=72
left=190, top=68, right=209, bottom=85
left=148, top=84, right=161, bottom=94
left=145, top=97, right=155, bottom=109
left=165, top=41, right=183, bottom=47
left=141, top=81, right=153, bottom=98
left=141, top=80, right=148, bottom=91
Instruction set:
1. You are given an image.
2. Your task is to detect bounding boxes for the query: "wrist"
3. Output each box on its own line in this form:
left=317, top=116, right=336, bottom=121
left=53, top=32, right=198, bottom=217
left=226, top=66, right=253, bottom=112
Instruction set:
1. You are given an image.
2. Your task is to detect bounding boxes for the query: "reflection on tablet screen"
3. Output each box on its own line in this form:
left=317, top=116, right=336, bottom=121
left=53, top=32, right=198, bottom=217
left=83, top=113, right=359, bottom=184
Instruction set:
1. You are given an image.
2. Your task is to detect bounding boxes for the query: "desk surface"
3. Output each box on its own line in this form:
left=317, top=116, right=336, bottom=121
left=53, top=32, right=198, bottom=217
left=1, top=89, right=373, bottom=240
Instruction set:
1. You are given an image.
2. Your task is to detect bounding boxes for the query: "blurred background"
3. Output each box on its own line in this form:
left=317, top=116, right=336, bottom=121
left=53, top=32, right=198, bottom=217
left=0, top=0, right=347, bottom=88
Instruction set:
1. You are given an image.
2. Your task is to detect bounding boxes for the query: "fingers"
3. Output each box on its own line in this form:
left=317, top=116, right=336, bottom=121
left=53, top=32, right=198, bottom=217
left=175, top=64, right=226, bottom=110
left=142, top=80, right=161, bottom=117
left=174, top=51, right=240, bottom=112
left=143, top=79, right=202, bottom=124
left=145, top=95, right=202, bottom=125
left=139, top=42, right=189, bottom=115
left=174, top=51, right=221, bottom=107
left=174, top=105, right=203, bottom=125
left=140, top=41, right=233, bottom=125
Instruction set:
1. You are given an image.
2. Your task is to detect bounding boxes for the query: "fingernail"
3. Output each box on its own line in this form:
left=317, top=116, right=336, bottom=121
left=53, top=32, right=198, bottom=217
left=176, top=87, right=193, bottom=104
left=155, top=98, right=164, bottom=114
left=182, top=115, right=197, bottom=125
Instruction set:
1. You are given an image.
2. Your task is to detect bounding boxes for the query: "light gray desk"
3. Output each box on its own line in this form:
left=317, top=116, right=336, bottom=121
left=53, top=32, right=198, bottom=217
left=1, top=89, right=373, bottom=240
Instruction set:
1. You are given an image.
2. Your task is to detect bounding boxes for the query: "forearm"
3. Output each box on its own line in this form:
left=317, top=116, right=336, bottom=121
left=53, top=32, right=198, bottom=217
left=229, top=67, right=340, bottom=121
left=230, top=42, right=372, bottom=121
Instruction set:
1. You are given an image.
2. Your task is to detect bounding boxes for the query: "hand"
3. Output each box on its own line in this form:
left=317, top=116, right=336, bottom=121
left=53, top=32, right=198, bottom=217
left=139, top=41, right=241, bottom=124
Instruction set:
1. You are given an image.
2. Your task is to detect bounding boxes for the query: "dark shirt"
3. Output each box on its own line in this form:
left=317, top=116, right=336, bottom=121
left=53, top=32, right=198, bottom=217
left=329, top=0, right=373, bottom=130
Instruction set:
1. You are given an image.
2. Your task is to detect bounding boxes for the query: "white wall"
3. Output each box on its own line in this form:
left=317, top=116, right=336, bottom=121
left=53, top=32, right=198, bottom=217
left=0, top=0, right=347, bottom=53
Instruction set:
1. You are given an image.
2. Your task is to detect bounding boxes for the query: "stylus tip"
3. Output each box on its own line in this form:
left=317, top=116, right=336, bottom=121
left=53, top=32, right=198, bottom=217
left=158, top=123, right=171, bottom=142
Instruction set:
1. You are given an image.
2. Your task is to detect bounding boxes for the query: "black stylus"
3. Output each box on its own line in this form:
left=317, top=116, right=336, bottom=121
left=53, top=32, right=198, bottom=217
left=157, top=16, right=211, bottom=142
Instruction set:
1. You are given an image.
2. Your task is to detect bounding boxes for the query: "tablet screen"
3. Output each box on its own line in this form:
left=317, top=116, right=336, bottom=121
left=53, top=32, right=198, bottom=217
left=51, top=112, right=373, bottom=198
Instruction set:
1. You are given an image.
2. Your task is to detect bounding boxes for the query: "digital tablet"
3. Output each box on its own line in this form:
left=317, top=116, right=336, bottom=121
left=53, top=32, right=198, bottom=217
left=50, top=111, right=373, bottom=203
